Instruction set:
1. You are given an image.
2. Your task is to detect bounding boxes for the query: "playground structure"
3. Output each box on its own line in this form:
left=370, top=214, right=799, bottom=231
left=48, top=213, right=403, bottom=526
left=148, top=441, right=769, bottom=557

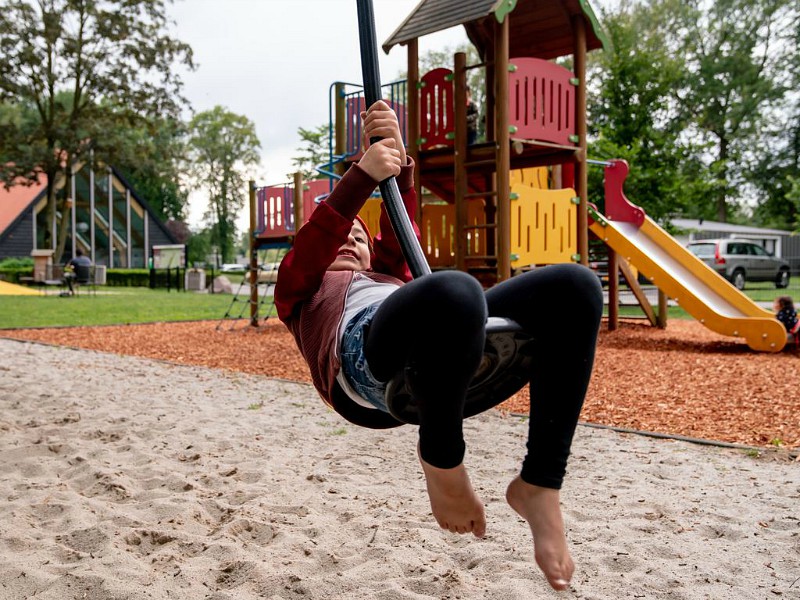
left=249, top=0, right=786, bottom=351
left=256, top=0, right=604, bottom=278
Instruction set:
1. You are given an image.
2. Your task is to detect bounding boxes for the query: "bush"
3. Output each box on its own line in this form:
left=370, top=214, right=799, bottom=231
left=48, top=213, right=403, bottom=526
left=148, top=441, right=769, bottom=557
left=0, top=257, right=34, bottom=269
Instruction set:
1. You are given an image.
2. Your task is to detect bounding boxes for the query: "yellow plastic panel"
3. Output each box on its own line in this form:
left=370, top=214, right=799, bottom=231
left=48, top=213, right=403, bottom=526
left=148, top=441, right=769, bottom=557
left=510, top=185, right=577, bottom=268
left=357, top=198, right=382, bottom=239
left=420, top=204, right=455, bottom=268
left=510, top=167, right=549, bottom=190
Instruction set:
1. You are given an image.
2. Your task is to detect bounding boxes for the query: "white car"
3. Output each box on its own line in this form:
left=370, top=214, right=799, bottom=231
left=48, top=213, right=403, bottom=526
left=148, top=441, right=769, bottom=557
left=220, top=263, right=247, bottom=273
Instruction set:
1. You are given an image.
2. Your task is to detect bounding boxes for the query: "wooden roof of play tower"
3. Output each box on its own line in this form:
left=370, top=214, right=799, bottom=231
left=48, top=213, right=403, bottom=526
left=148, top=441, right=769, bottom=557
left=383, top=0, right=607, bottom=60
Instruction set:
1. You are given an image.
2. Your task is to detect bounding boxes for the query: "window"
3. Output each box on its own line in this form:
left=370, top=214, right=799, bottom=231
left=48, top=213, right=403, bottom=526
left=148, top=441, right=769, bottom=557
left=688, top=243, right=715, bottom=258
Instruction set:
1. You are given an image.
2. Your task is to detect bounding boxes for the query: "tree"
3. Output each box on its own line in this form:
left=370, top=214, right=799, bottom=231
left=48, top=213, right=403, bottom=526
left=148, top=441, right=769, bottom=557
left=291, top=124, right=329, bottom=181
left=748, top=2, right=800, bottom=229
left=187, top=106, right=261, bottom=265
left=587, top=0, right=707, bottom=223
left=673, top=0, right=793, bottom=222
left=0, top=0, right=193, bottom=262
left=115, top=116, right=189, bottom=222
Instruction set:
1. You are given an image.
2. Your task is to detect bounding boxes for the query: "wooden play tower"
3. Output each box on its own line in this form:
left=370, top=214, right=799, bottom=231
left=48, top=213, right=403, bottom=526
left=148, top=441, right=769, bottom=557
left=381, top=0, right=607, bottom=283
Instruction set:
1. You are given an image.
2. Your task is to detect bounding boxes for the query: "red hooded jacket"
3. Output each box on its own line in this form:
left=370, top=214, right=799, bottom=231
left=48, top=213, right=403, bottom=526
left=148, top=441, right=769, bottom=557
left=274, top=160, right=418, bottom=428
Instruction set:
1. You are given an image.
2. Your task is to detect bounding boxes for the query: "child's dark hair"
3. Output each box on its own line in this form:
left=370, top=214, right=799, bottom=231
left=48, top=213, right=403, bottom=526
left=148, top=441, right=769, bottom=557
left=776, top=296, right=794, bottom=311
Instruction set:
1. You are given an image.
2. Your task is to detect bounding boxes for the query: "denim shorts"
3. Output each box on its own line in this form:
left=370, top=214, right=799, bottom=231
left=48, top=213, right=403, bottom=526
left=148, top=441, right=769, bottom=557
left=340, top=304, right=389, bottom=412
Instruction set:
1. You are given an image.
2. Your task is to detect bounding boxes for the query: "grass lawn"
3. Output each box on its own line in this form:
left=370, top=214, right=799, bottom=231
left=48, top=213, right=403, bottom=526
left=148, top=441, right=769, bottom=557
left=737, top=279, right=800, bottom=302
left=0, top=276, right=795, bottom=329
left=603, top=278, right=799, bottom=321
left=0, top=287, right=275, bottom=329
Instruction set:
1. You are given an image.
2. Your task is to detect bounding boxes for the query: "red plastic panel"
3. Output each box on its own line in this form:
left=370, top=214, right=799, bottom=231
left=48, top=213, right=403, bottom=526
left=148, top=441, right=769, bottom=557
left=603, top=160, right=645, bottom=227
left=509, top=58, right=576, bottom=146
left=419, top=68, right=454, bottom=150
left=257, top=179, right=336, bottom=238
left=303, top=179, right=331, bottom=219
left=258, top=185, right=295, bottom=237
left=345, top=96, right=407, bottom=160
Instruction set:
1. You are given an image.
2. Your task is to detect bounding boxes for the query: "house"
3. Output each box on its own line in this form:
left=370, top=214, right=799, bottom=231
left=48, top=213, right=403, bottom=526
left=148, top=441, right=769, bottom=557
left=0, top=161, right=177, bottom=268
left=672, top=218, right=800, bottom=275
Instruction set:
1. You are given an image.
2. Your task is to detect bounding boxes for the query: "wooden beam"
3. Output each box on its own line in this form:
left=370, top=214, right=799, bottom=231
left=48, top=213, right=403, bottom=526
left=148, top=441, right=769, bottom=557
left=454, top=52, right=468, bottom=273
left=249, top=181, right=259, bottom=327
left=334, top=83, right=346, bottom=177
left=494, top=16, right=510, bottom=281
left=657, top=288, right=669, bottom=329
left=293, top=172, right=304, bottom=233
left=407, top=39, right=422, bottom=225
left=607, top=247, right=618, bottom=331
left=572, top=14, right=588, bottom=267
left=619, top=256, right=658, bottom=327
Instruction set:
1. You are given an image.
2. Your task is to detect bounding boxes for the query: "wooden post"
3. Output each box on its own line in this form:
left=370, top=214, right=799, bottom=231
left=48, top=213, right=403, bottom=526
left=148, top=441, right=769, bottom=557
left=293, top=172, right=304, bottom=233
left=657, top=288, right=668, bottom=328
left=573, top=14, right=589, bottom=267
left=334, top=83, right=347, bottom=178
left=407, top=39, right=422, bottom=225
left=485, top=41, right=496, bottom=143
left=607, top=247, right=618, bottom=331
left=494, top=16, right=511, bottom=281
left=454, top=52, right=468, bottom=273
left=248, top=180, right=259, bottom=327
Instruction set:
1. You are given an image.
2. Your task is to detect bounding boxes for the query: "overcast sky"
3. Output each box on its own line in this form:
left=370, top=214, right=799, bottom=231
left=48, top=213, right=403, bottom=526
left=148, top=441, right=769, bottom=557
left=166, top=0, right=611, bottom=229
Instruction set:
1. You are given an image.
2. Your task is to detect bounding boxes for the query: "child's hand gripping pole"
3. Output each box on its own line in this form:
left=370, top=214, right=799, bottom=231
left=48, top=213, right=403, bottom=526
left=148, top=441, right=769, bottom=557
left=356, top=0, right=431, bottom=279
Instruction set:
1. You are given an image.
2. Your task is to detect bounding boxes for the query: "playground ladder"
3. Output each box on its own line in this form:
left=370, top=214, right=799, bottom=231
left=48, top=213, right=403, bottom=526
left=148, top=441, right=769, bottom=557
left=456, top=145, right=503, bottom=285
left=451, top=52, right=502, bottom=286
left=215, top=248, right=287, bottom=331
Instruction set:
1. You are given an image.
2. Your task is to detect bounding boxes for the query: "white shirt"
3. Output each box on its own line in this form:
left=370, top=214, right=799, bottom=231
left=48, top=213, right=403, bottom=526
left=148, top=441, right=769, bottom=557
left=335, top=273, right=399, bottom=408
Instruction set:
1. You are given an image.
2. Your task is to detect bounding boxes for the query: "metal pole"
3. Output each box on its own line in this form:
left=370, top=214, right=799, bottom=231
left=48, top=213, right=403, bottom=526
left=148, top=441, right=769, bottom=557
left=356, top=0, right=430, bottom=279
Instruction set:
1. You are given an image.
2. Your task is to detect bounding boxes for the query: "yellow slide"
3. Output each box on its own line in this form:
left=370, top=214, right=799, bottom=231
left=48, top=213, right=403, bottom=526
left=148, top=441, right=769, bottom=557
left=590, top=161, right=786, bottom=352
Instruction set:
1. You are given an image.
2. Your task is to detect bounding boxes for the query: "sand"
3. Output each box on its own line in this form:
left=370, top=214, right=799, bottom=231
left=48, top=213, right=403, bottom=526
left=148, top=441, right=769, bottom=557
left=0, top=337, right=798, bottom=600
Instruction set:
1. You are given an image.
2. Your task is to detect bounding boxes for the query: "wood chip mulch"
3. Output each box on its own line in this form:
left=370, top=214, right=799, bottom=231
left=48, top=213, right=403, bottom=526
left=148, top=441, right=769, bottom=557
left=3, top=318, right=798, bottom=451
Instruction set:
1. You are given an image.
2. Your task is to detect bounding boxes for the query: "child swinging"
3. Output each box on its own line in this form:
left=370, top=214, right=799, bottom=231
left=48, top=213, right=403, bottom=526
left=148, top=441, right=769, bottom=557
left=274, top=100, right=603, bottom=591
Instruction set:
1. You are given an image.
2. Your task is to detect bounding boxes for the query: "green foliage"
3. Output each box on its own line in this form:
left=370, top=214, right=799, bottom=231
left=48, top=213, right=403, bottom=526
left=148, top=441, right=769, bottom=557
left=0, top=257, right=33, bottom=268
left=674, top=0, right=794, bottom=222
left=186, top=106, right=261, bottom=265
left=291, top=124, right=330, bottom=181
left=588, top=0, right=799, bottom=227
left=114, top=117, right=190, bottom=221
left=588, top=0, right=698, bottom=222
left=186, top=226, right=214, bottom=267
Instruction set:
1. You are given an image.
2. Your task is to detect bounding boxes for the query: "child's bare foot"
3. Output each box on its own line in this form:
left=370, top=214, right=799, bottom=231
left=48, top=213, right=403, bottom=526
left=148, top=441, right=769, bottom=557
left=506, top=476, right=574, bottom=591
left=418, top=452, right=486, bottom=538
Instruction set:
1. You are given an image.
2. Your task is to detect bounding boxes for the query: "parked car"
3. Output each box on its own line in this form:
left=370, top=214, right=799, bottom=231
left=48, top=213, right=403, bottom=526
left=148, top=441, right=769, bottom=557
left=686, top=238, right=790, bottom=290
left=220, top=263, right=247, bottom=273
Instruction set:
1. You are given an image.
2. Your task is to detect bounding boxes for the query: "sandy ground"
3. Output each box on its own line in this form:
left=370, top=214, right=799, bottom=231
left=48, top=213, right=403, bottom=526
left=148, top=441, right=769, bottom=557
left=0, top=337, right=798, bottom=600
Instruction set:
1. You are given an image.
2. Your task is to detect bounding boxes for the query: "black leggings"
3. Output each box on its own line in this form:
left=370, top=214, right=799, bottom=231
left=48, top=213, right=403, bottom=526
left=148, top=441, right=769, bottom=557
left=364, top=264, right=603, bottom=489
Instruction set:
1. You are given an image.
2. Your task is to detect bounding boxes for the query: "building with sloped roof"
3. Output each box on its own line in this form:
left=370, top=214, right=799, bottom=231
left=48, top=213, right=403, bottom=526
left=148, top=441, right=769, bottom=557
left=0, top=161, right=177, bottom=267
